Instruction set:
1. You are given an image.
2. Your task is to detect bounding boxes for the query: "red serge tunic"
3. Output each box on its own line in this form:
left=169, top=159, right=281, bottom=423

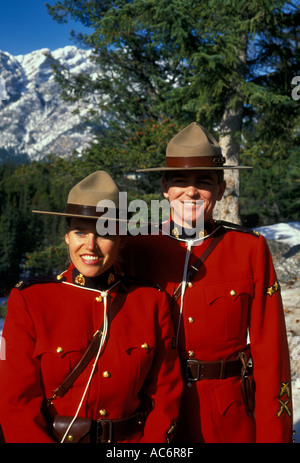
left=0, top=265, right=182, bottom=443
left=122, top=221, right=293, bottom=443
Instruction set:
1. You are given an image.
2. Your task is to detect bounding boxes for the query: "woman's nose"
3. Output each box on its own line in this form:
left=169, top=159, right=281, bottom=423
left=86, top=233, right=97, bottom=250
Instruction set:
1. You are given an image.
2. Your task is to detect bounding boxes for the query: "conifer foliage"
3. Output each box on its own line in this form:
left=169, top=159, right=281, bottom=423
left=0, top=1, right=299, bottom=292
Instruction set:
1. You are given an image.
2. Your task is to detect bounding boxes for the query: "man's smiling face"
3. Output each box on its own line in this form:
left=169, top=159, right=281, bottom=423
left=162, top=170, right=226, bottom=226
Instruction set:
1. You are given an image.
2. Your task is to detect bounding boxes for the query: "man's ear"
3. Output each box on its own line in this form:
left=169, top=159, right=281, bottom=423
left=217, top=180, right=226, bottom=201
left=162, top=177, right=169, bottom=198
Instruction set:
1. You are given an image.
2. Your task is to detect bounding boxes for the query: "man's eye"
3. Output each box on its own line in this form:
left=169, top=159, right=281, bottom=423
left=172, top=178, right=185, bottom=185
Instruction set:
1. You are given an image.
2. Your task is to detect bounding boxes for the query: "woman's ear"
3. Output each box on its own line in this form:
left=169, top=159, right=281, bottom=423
left=64, top=233, right=70, bottom=245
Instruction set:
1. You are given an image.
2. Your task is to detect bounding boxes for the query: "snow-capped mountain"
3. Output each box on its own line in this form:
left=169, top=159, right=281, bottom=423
left=0, top=46, right=100, bottom=161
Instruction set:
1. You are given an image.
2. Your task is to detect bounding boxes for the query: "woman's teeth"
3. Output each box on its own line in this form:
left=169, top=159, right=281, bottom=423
left=82, top=255, right=100, bottom=262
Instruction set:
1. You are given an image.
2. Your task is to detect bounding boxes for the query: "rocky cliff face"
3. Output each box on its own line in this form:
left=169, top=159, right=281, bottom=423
left=0, top=46, right=99, bottom=162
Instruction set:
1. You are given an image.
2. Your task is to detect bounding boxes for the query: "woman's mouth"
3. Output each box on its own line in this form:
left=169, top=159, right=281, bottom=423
left=80, top=254, right=102, bottom=265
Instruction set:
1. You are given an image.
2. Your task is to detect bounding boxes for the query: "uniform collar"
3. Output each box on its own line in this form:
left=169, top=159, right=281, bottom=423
left=72, top=266, right=117, bottom=291
left=169, top=218, right=215, bottom=241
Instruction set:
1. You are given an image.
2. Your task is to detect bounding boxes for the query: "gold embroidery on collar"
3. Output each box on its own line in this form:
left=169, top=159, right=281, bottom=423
left=75, top=273, right=85, bottom=286
left=171, top=227, right=179, bottom=239
left=108, top=272, right=115, bottom=285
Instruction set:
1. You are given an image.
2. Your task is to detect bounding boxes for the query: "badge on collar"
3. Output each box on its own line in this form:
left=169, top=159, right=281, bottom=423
left=108, top=272, right=115, bottom=285
left=75, top=273, right=85, bottom=286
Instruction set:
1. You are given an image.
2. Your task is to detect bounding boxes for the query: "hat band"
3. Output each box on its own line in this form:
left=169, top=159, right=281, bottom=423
left=65, top=203, right=117, bottom=218
left=166, top=155, right=225, bottom=168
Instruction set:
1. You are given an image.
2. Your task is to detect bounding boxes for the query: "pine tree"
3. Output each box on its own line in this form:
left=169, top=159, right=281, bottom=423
left=45, top=1, right=299, bottom=224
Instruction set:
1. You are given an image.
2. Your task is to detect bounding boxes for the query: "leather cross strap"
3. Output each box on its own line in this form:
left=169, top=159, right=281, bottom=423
left=172, top=226, right=225, bottom=302
left=49, top=281, right=128, bottom=401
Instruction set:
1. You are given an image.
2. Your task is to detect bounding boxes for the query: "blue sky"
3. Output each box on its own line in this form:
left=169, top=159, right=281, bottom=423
left=0, top=0, right=88, bottom=55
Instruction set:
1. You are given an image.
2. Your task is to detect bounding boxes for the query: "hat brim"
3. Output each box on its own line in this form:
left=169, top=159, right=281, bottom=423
left=32, top=210, right=129, bottom=222
left=137, top=166, right=252, bottom=172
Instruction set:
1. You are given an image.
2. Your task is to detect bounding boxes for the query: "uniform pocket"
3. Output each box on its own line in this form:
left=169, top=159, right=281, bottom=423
left=205, top=278, right=253, bottom=341
left=213, top=378, right=256, bottom=442
left=214, top=379, right=243, bottom=415
left=34, top=336, right=88, bottom=392
left=117, top=333, right=156, bottom=393
left=118, top=333, right=156, bottom=354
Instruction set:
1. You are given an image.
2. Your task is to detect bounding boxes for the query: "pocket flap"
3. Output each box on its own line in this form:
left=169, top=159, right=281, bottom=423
left=118, top=333, right=156, bottom=353
left=214, top=380, right=243, bottom=415
left=34, top=336, right=88, bottom=357
left=205, top=278, right=254, bottom=305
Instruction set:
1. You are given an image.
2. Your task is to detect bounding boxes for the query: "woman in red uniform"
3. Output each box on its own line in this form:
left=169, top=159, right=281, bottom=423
left=0, top=170, right=182, bottom=443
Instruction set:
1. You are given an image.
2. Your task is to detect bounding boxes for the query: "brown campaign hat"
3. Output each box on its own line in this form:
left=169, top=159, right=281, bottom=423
left=137, top=122, right=251, bottom=171
left=32, top=170, right=123, bottom=220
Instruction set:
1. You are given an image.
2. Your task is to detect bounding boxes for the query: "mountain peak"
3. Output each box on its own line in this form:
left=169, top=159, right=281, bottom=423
left=0, top=46, right=99, bottom=162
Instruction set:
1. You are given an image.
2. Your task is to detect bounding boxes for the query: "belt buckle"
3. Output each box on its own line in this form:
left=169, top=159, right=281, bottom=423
left=186, top=359, right=200, bottom=381
left=97, top=419, right=113, bottom=443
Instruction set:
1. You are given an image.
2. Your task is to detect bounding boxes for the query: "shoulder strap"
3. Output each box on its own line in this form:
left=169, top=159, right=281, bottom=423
left=49, top=281, right=128, bottom=401
left=15, top=274, right=65, bottom=290
left=172, top=227, right=225, bottom=302
left=215, top=220, right=260, bottom=237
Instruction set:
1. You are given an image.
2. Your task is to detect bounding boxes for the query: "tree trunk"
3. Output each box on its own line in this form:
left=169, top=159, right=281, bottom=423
left=213, top=102, right=243, bottom=224
left=213, top=44, right=247, bottom=225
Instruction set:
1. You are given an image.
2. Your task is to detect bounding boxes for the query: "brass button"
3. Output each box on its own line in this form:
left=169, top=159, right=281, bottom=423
left=56, top=347, right=64, bottom=353
left=56, top=274, right=63, bottom=281
left=103, top=371, right=111, bottom=378
left=95, top=295, right=103, bottom=302
left=141, top=343, right=149, bottom=350
left=188, top=282, right=193, bottom=288
left=99, top=409, right=108, bottom=417
left=188, top=350, right=195, bottom=358
left=188, top=317, right=194, bottom=324
left=230, top=290, right=236, bottom=296
left=66, top=435, right=74, bottom=442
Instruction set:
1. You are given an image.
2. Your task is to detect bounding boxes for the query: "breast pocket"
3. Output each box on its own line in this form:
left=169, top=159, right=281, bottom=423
left=117, top=333, right=156, bottom=394
left=205, top=278, right=253, bottom=341
left=33, top=336, right=88, bottom=392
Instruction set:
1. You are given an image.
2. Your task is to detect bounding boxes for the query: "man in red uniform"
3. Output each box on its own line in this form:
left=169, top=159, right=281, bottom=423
left=123, top=122, right=293, bottom=443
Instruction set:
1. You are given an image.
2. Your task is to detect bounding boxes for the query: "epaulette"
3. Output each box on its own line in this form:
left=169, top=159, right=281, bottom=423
left=215, top=220, right=260, bottom=237
left=120, top=274, right=164, bottom=292
left=15, top=274, right=66, bottom=290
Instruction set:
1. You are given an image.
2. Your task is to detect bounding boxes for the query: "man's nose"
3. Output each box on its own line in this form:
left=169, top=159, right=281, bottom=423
left=185, top=185, right=200, bottom=198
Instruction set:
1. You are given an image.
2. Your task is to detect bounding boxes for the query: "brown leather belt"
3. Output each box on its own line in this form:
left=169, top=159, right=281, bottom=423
left=186, top=358, right=242, bottom=381
left=52, top=412, right=144, bottom=443
left=95, top=412, right=144, bottom=443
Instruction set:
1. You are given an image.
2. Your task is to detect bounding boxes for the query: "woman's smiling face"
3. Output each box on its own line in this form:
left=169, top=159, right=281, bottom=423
left=65, top=218, right=121, bottom=278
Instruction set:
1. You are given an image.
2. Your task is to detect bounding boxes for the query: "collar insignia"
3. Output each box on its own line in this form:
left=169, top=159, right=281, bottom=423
left=108, top=272, right=115, bottom=285
left=171, top=227, right=180, bottom=239
left=75, top=273, right=85, bottom=286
